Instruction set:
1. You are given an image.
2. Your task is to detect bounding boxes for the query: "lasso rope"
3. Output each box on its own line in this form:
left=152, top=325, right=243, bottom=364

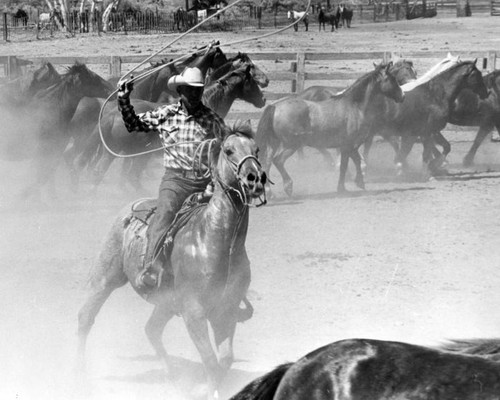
left=98, top=0, right=312, bottom=159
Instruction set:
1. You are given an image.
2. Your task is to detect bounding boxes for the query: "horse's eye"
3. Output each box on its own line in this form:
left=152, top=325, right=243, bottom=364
left=225, top=148, right=233, bottom=156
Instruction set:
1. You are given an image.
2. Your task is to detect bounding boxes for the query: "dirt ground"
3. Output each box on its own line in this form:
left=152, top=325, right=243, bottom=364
left=2, top=13, right=500, bottom=400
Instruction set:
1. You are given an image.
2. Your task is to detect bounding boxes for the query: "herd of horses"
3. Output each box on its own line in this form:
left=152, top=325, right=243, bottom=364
left=3, top=47, right=500, bottom=399
left=288, top=5, right=354, bottom=33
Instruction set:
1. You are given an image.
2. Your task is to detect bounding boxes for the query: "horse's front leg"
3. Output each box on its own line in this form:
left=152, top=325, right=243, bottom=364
left=211, top=310, right=237, bottom=372
left=395, top=135, right=416, bottom=176
left=463, top=122, right=494, bottom=166
left=144, top=303, right=176, bottom=378
left=337, top=149, right=350, bottom=192
left=183, top=301, right=224, bottom=400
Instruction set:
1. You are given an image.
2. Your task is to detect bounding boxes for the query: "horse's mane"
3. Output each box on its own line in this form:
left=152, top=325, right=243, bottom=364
left=439, top=338, right=500, bottom=361
left=231, top=119, right=255, bottom=140
left=345, top=63, right=388, bottom=102
left=431, top=60, right=474, bottom=80
left=203, top=67, right=246, bottom=106
left=34, top=62, right=93, bottom=100
left=207, top=53, right=251, bottom=83
left=485, top=69, right=500, bottom=92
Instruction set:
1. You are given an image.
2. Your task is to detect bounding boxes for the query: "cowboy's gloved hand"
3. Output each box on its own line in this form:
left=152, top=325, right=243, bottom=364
left=117, top=76, right=134, bottom=99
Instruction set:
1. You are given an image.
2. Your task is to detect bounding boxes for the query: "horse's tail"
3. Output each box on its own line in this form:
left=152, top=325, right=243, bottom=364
left=228, top=363, right=293, bottom=400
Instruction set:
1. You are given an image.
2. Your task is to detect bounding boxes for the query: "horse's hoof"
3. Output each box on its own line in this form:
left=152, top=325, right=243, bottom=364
left=355, top=180, right=365, bottom=190
left=284, top=181, right=293, bottom=197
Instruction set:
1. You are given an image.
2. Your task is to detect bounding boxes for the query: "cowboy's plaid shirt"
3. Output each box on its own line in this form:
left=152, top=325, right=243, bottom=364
left=118, top=94, right=230, bottom=171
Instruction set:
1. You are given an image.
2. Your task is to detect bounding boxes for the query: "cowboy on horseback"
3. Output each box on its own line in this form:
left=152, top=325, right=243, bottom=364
left=117, top=66, right=232, bottom=292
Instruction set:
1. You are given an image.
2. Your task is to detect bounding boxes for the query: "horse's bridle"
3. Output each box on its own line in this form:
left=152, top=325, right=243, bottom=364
left=215, top=142, right=267, bottom=208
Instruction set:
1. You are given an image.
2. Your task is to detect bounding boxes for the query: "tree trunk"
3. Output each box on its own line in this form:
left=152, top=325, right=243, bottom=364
left=102, top=0, right=121, bottom=32
left=57, top=0, right=70, bottom=31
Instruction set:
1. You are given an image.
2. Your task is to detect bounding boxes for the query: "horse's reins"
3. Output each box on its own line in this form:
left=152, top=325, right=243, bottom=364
left=97, top=0, right=312, bottom=159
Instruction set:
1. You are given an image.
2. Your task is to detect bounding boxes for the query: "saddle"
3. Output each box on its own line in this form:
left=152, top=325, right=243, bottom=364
left=124, top=192, right=209, bottom=259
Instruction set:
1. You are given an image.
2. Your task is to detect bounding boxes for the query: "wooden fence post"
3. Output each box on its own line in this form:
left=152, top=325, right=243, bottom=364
left=3, top=13, right=8, bottom=42
left=110, top=56, right=122, bottom=77
left=383, top=51, right=391, bottom=63
left=290, top=61, right=297, bottom=92
left=488, top=51, right=497, bottom=71
left=7, top=56, right=18, bottom=80
left=296, top=52, right=306, bottom=93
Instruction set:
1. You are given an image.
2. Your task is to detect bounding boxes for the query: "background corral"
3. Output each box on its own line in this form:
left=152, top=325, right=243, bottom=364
left=1, top=12, right=500, bottom=400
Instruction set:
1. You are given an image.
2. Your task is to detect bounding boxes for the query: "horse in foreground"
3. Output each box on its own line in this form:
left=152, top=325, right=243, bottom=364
left=77, top=123, right=267, bottom=400
left=256, top=62, right=404, bottom=195
left=287, top=10, right=309, bottom=31
left=228, top=338, right=500, bottom=400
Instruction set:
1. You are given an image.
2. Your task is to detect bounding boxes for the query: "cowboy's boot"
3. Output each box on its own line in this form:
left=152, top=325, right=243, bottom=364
left=136, top=260, right=163, bottom=290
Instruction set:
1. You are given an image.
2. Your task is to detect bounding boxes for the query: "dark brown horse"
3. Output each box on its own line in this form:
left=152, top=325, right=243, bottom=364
left=446, top=69, right=500, bottom=167
left=74, top=58, right=268, bottom=192
left=6, top=63, right=112, bottom=201
left=291, top=59, right=417, bottom=168
left=77, top=122, right=267, bottom=400
left=0, top=61, right=61, bottom=110
left=0, top=62, right=61, bottom=161
left=318, top=7, right=338, bottom=32
left=367, top=60, right=488, bottom=176
left=228, top=338, right=500, bottom=400
left=256, top=62, right=404, bottom=195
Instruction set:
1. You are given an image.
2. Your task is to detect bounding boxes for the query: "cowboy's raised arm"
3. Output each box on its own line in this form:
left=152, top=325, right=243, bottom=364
left=117, top=78, right=165, bottom=133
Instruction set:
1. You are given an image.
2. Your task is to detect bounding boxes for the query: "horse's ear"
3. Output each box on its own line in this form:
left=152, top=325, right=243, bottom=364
left=387, top=61, right=393, bottom=69
left=473, top=58, right=478, bottom=66
left=217, top=78, right=228, bottom=87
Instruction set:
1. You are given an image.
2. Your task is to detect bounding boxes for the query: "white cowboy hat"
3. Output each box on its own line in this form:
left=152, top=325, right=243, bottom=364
left=167, top=67, right=205, bottom=91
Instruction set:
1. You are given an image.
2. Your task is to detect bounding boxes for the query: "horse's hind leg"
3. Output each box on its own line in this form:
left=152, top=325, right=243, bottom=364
left=145, top=304, right=175, bottom=377
left=350, top=149, right=365, bottom=189
left=274, top=145, right=298, bottom=197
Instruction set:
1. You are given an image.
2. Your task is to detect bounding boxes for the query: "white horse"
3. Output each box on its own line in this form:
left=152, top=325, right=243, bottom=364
left=38, top=12, right=53, bottom=30
left=287, top=10, right=309, bottom=31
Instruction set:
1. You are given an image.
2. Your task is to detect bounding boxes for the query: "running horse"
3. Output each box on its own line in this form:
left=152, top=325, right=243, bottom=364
left=8, top=63, right=112, bottom=201
left=256, top=62, right=404, bottom=195
left=287, top=10, right=309, bottom=32
left=446, top=69, right=500, bottom=167
left=368, top=60, right=488, bottom=176
left=228, top=338, right=500, bottom=400
left=77, top=121, right=267, bottom=400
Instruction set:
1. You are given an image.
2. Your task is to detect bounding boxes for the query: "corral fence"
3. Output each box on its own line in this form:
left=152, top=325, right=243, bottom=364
left=1, top=50, right=498, bottom=124
left=2, top=0, right=497, bottom=42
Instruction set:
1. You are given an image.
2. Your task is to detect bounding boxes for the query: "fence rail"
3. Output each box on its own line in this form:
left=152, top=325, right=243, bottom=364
left=1, top=50, right=498, bottom=121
